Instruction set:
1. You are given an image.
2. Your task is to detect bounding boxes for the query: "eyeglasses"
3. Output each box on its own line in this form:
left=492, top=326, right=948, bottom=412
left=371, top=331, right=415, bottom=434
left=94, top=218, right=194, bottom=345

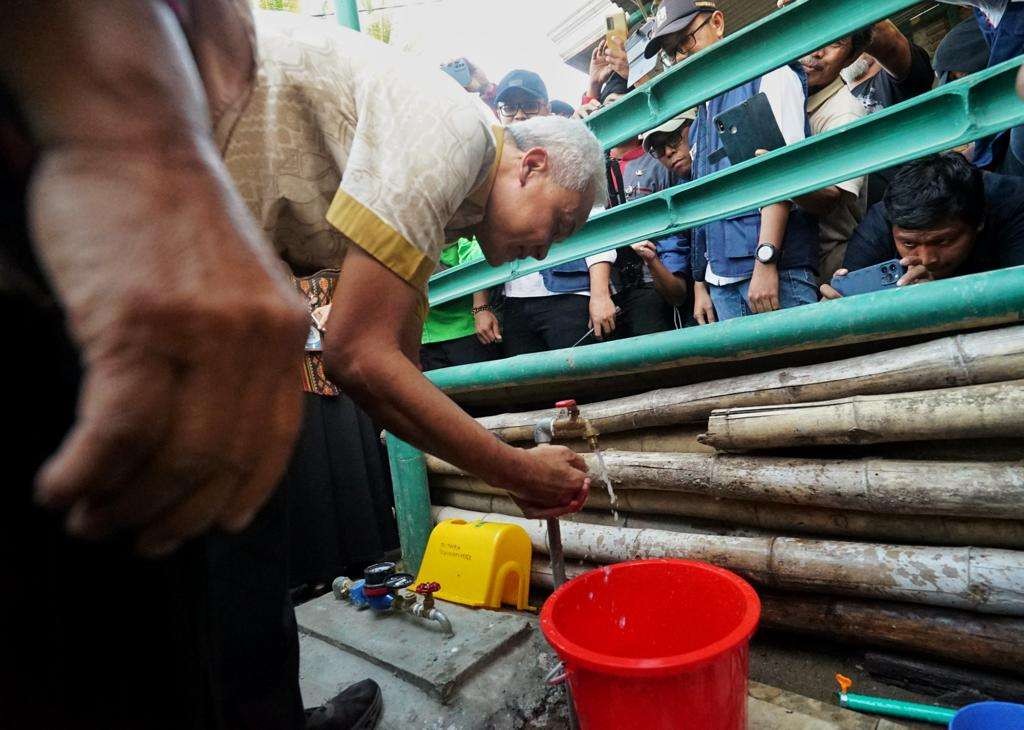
left=646, top=127, right=688, bottom=159
left=497, top=100, right=544, bottom=117
left=661, top=14, right=713, bottom=65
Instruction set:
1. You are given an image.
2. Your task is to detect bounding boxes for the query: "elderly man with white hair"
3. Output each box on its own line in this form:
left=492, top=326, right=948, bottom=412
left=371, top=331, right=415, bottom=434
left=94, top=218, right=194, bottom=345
left=221, top=13, right=605, bottom=522
left=211, top=12, right=608, bottom=728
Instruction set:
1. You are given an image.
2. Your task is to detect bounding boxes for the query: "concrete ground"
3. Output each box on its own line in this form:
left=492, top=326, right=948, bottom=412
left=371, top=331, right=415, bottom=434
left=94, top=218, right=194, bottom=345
left=296, top=590, right=932, bottom=729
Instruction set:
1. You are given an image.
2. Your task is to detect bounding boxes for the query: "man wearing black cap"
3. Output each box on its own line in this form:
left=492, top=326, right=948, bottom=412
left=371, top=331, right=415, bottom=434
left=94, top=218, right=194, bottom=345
left=645, top=0, right=820, bottom=323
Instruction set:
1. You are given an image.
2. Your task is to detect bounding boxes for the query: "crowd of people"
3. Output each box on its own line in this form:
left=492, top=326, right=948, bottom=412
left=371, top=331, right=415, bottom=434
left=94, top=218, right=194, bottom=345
left=421, top=0, right=1024, bottom=371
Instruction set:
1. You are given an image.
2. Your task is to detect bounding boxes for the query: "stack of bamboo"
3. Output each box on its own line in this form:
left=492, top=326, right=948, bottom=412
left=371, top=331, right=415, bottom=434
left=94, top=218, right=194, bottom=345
left=427, top=325, right=1024, bottom=674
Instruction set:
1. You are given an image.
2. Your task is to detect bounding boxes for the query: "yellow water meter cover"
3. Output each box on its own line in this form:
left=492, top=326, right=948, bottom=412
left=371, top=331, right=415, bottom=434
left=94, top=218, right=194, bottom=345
left=416, top=518, right=533, bottom=611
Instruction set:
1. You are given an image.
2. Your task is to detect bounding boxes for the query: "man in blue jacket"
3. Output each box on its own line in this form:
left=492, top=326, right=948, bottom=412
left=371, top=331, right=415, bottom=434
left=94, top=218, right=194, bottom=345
left=645, top=0, right=820, bottom=323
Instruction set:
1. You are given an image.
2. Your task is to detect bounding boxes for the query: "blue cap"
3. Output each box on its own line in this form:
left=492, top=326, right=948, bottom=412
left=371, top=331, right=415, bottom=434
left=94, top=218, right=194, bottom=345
left=495, top=70, right=549, bottom=105
left=550, top=100, right=575, bottom=117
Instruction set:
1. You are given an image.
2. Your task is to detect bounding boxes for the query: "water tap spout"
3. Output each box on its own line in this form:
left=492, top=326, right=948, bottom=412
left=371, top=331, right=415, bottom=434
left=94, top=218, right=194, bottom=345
left=412, top=603, right=454, bottom=636
left=533, top=416, right=556, bottom=445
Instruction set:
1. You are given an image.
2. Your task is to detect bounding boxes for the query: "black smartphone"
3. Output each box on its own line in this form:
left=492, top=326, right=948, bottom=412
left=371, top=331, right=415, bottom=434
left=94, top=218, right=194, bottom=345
left=442, top=59, right=472, bottom=87
left=830, top=259, right=908, bottom=297
left=713, top=92, right=786, bottom=165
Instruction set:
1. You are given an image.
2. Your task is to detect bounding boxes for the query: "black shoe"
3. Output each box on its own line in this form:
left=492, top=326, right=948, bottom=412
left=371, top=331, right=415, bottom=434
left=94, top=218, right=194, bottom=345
left=304, top=679, right=383, bottom=730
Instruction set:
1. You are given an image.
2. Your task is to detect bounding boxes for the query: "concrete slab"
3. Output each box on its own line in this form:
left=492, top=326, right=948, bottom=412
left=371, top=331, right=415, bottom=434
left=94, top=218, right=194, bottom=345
left=299, top=621, right=564, bottom=728
left=295, top=593, right=532, bottom=703
left=297, top=595, right=910, bottom=729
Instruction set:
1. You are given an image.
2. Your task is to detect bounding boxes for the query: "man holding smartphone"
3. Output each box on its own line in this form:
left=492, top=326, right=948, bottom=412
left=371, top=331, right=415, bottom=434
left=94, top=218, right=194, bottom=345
left=644, top=0, right=820, bottom=323
left=821, top=153, right=1024, bottom=299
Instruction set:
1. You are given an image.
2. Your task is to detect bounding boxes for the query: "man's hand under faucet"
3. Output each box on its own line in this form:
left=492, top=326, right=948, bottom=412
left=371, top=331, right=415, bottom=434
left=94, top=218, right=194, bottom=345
left=506, top=445, right=591, bottom=519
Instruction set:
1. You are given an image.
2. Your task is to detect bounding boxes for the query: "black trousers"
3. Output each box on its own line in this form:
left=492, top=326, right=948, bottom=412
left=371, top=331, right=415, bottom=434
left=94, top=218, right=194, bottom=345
left=500, top=294, right=595, bottom=356
left=419, top=333, right=499, bottom=371
left=208, top=487, right=305, bottom=730
left=3, top=282, right=225, bottom=730
left=613, top=285, right=678, bottom=338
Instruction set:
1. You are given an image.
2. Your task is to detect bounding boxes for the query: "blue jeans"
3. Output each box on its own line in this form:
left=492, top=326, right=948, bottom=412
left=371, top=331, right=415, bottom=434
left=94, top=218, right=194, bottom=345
left=708, top=266, right=818, bottom=321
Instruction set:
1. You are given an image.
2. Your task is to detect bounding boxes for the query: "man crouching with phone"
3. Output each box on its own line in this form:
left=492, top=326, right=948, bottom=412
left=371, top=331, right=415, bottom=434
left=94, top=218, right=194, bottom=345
left=821, top=153, right=1024, bottom=299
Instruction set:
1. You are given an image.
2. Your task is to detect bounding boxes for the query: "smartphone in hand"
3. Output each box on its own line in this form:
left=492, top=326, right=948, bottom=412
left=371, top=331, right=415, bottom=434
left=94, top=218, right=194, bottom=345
left=830, top=259, right=908, bottom=297
left=442, top=59, right=472, bottom=87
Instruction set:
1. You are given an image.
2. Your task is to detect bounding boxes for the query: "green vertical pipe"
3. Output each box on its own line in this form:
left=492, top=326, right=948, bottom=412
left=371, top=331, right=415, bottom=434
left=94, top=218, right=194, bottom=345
left=334, top=0, right=360, bottom=31
left=385, top=433, right=431, bottom=574
left=839, top=693, right=957, bottom=725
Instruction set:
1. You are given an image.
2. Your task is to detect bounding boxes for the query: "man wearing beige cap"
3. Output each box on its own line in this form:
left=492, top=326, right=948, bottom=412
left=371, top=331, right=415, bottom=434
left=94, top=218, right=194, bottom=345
left=610, top=111, right=697, bottom=335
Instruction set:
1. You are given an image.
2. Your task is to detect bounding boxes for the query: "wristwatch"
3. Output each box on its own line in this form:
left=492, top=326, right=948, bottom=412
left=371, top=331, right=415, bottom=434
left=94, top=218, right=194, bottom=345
left=755, top=243, right=778, bottom=265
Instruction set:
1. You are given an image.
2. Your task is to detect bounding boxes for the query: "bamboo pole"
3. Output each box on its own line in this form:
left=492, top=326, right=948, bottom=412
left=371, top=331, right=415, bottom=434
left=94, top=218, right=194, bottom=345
left=433, top=506, right=1024, bottom=615
left=431, top=486, right=1024, bottom=548
left=529, top=560, right=1024, bottom=675
left=701, top=380, right=1024, bottom=451
left=474, top=326, right=1024, bottom=443
left=426, top=451, right=1024, bottom=520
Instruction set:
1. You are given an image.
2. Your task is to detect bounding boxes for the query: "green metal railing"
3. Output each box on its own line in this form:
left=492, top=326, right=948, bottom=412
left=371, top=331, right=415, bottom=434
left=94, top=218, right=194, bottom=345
left=430, top=265, right=1024, bottom=394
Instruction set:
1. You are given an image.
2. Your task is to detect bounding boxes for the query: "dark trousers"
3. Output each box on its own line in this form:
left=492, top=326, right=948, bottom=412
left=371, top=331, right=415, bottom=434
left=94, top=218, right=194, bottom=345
left=500, top=294, right=594, bottom=356
left=3, top=287, right=223, bottom=730
left=420, top=333, right=499, bottom=371
left=209, top=487, right=305, bottom=730
left=613, top=285, right=678, bottom=338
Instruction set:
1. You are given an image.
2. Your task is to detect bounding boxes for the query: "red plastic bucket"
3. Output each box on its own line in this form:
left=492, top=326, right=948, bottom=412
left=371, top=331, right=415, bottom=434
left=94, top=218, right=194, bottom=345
left=540, top=559, right=760, bottom=730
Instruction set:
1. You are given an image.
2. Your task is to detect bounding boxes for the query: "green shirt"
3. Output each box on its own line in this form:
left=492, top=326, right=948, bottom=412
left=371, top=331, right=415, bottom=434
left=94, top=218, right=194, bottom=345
left=421, top=238, right=484, bottom=345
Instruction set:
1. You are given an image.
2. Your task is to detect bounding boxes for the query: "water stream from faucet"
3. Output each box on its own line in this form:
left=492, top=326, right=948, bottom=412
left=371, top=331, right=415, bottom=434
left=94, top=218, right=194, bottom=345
left=591, top=447, right=618, bottom=522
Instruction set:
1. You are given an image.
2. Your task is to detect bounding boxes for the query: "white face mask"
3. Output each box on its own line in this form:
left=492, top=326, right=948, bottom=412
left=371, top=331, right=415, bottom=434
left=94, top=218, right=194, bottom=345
left=841, top=56, right=872, bottom=84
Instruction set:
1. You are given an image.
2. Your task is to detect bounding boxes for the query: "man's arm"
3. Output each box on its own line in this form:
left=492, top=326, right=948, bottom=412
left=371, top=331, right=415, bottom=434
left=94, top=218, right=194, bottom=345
left=324, top=248, right=589, bottom=519
left=790, top=186, right=844, bottom=217
left=635, top=244, right=689, bottom=306
left=749, top=202, right=791, bottom=313
left=865, top=20, right=915, bottom=81
left=3, top=1, right=308, bottom=555
left=472, top=289, right=502, bottom=345
left=588, top=261, right=617, bottom=339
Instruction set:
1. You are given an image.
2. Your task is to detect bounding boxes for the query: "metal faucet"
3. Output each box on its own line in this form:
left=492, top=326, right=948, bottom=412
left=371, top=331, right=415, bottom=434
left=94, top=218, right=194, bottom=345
left=533, top=399, right=600, bottom=590
left=410, top=582, right=453, bottom=636
left=533, top=399, right=601, bottom=452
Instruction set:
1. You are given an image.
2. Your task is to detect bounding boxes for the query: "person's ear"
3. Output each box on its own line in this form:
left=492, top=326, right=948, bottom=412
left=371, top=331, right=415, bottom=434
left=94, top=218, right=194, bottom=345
left=520, top=147, right=550, bottom=185
left=711, top=11, right=726, bottom=37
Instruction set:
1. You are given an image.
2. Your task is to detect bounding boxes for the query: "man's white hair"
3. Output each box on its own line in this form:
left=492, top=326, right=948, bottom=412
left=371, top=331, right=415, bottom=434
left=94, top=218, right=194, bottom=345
left=505, top=116, right=608, bottom=204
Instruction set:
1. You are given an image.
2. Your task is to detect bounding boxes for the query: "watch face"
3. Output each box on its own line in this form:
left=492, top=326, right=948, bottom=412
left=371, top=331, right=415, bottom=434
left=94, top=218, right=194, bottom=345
left=757, top=244, right=775, bottom=263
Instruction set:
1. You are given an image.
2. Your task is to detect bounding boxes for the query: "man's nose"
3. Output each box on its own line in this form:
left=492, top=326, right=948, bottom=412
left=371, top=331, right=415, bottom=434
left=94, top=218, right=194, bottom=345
left=514, top=109, right=528, bottom=121
left=919, top=245, right=942, bottom=267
